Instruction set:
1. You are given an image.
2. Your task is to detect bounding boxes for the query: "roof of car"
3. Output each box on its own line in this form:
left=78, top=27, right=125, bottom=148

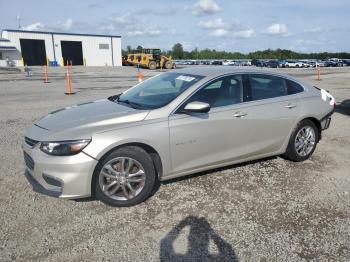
left=172, top=66, right=292, bottom=78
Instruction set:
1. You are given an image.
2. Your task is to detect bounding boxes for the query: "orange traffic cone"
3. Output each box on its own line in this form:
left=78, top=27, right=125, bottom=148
left=44, top=65, right=49, bottom=83
left=138, top=72, right=144, bottom=83
left=64, top=61, right=76, bottom=95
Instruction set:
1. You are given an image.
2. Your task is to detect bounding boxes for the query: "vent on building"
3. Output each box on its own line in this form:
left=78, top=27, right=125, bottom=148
left=99, top=44, right=109, bottom=50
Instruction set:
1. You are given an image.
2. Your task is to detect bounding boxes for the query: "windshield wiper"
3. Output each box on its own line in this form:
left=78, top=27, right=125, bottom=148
left=117, top=98, right=145, bottom=109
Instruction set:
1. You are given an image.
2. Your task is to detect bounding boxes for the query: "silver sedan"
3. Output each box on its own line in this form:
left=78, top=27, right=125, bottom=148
left=23, top=67, right=335, bottom=206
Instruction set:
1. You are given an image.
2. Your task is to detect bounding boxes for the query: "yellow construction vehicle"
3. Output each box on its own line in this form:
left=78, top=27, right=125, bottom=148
left=126, top=48, right=173, bottom=70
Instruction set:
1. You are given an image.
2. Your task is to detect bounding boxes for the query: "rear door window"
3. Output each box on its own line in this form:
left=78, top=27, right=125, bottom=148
left=248, top=74, right=287, bottom=101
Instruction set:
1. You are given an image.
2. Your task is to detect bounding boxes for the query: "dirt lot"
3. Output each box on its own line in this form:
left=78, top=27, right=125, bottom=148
left=0, top=66, right=349, bottom=261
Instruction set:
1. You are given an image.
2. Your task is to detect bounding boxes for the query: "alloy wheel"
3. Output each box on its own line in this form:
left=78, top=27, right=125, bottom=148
left=98, top=157, right=146, bottom=201
left=294, top=126, right=316, bottom=157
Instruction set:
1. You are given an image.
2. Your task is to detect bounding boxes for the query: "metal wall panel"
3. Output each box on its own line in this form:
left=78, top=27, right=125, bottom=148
left=1, top=30, right=122, bottom=67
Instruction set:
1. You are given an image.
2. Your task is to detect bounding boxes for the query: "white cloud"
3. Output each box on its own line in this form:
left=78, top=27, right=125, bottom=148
left=264, top=23, right=288, bottom=35
left=127, top=28, right=162, bottom=37
left=200, top=17, right=254, bottom=39
left=62, top=19, right=73, bottom=30
left=199, top=17, right=226, bottom=29
left=189, top=0, right=221, bottom=16
left=109, top=13, right=137, bottom=27
left=101, top=13, right=175, bottom=38
left=211, top=29, right=230, bottom=37
left=22, top=22, right=44, bottom=31
left=233, top=29, right=255, bottom=39
left=22, top=19, right=77, bottom=32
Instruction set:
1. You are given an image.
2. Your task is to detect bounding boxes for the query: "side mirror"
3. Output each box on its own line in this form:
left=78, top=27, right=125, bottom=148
left=183, top=101, right=210, bottom=113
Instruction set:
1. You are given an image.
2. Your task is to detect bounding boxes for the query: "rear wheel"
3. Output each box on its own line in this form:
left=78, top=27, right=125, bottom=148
left=148, top=61, right=157, bottom=70
left=94, top=146, right=157, bottom=207
left=283, top=119, right=319, bottom=162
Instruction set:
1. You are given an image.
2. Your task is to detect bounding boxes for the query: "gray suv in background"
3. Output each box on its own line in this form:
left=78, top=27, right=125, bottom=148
left=23, top=67, right=335, bottom=206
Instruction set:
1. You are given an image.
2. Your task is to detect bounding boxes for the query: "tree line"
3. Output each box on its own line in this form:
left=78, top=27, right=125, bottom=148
left=123, top=43, right=350, bottom=60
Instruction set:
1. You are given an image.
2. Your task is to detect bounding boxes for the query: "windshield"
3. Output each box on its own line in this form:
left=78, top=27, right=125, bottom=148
left=116, top=72, right=204, bottom=109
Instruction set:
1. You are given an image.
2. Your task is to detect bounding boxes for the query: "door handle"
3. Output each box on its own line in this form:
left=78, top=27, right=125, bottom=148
left=233, top=112, right=247, bottom=118
left=285, top=104, right=297, bottom=109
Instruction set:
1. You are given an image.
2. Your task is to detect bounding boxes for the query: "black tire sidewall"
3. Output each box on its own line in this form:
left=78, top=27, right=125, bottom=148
left=94, top=146, right=157, bottom=207
left=148, top=61, right=157, bottom=70
left=284, top=120, right=319, bottom=162
left=165, top=61, right=173, bottom=69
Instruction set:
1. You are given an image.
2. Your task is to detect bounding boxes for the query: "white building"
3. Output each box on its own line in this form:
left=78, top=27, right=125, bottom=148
left=0, top=29, right=122, bottom=67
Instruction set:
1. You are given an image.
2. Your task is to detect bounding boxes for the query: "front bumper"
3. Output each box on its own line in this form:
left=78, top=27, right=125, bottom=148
left=22, top=139, right=98, bottom=199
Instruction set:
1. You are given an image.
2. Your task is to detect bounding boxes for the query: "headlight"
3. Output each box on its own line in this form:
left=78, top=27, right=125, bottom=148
left=40, top=139, right=91, bottom=156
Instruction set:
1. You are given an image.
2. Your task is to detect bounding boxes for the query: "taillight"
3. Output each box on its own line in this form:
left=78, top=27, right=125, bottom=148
left=320, top=88, right=335, bottom=106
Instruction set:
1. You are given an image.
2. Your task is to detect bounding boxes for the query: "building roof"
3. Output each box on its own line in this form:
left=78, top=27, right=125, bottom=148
left=2, top=29, right=121, bottom=38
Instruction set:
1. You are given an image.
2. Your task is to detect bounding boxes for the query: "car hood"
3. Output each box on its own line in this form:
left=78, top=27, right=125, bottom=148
left=26, top=99, right=150, bottom=141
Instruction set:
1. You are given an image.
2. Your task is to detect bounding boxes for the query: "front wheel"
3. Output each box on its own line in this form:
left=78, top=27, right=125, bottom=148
left=148, top=61, right=157, bottom=70
left=94, top=146, right=157, bottom=207
left=283, top=119, right=319, bottom=162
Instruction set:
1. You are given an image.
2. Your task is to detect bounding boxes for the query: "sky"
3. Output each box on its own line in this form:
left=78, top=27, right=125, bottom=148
left=0, top=0, right=349, bottom=53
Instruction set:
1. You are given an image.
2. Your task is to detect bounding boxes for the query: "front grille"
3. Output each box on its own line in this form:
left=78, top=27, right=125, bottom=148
left=24, top=152, right=35, bottom=170
left=24, top=137, right=39, bottom=148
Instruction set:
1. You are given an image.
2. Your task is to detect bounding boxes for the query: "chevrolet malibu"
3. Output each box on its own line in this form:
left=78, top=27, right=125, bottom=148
left=23, top=67, right=335, bottom=207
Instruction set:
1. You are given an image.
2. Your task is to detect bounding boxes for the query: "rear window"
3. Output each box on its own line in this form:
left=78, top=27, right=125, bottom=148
left=286, top=79, right=304, bottom=95
left=249, top=74, right=287, bottom=100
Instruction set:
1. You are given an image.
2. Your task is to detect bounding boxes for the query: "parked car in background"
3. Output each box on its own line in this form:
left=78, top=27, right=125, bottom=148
left=342, top=59, right=350, bottom=66
left=278, top=60, right=286, bottom=68
left=223, top=60, right=235, bottom=66
left=325, top=60, right=339, bottom=67
left=23, top=67, right=335, bottom=207
left=316, top=60, right=326, bottom=67
left=307, top=61, right=317, bottom=68
left=284, top=60, right=298, bottom=68
left=240, top=60, right=252, bottom=66
left=265, top=60, right=279, bottom=68
left=211, top=60, right=223, bottom=65
left=295, top=61, right=307, bottom=68
left=251, top=59, right=267, bottom=67
left=299, top=60, right=312, bottom=67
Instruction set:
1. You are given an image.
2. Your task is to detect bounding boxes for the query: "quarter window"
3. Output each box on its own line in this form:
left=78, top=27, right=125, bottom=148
left=249, top=74, right=287, bottom=101
left=188, top=75, right=242, bottom=108
left=286, top=79, right=304, bottom=95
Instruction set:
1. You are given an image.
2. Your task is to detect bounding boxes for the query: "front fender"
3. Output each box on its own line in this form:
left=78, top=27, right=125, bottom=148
left=83, top=118, right=172, bottom=177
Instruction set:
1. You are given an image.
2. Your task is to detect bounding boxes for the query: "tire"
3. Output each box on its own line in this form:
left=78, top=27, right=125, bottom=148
left=164, top=61, right=173, bottom=69
left=283, top=119, right=319, bottom=162
left=148, top=61, right=157, bottom=70
left=94, top=146, right=157, bottom=207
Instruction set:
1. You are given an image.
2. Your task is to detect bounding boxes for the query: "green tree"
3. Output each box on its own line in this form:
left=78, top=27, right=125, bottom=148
left=136, top=45, right=143, bottom=52
left=172, top=43, right=184, bottom=59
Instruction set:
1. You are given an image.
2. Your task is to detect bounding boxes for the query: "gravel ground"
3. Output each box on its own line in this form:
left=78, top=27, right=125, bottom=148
left=0, top=66, right=349, bottom=261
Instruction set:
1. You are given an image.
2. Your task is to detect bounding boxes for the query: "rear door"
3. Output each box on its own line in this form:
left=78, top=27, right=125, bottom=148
left=236, top=74, right=302, bottom=155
